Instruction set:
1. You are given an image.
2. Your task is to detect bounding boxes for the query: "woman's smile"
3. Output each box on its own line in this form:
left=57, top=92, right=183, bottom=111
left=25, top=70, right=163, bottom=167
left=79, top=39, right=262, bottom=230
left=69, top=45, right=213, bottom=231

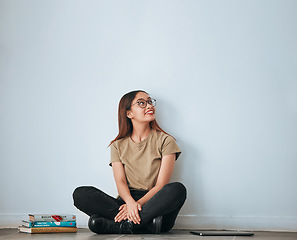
left=145, top=110, right=154, bottom=115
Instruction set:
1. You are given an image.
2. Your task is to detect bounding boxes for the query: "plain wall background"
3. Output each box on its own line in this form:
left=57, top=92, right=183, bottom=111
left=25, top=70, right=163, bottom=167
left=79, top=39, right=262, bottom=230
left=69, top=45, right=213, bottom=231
left=1, top=0, right=297, bottom=231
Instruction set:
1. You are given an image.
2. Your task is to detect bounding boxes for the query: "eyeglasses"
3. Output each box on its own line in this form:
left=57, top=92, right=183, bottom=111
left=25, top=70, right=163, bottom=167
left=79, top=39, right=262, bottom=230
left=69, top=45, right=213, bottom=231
left=130, top=98, right=156, bottom=109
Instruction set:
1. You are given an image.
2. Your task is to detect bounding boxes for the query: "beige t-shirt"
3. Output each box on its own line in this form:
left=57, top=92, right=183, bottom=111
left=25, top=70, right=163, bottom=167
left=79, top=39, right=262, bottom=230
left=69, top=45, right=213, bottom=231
left=110, top=129, right=181, bottom=191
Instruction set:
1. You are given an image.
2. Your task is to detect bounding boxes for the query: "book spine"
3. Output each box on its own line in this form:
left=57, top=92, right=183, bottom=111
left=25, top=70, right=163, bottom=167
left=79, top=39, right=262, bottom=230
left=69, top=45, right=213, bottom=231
left=29, top=221, right=76, bottom=228
left=24, top=227, right=77, bottom=233
left=32, top=227, right=77, bottom=233
left=29, top=215, right=76, bottom=222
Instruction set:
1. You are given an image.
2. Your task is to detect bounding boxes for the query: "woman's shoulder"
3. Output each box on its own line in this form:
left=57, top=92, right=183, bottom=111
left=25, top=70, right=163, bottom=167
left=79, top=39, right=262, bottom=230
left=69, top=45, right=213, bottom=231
left=152, top=129, right=175, bottom=142
left=152, top=129, right=180, bottom=155
left=110, top=136, right=129, bottom=148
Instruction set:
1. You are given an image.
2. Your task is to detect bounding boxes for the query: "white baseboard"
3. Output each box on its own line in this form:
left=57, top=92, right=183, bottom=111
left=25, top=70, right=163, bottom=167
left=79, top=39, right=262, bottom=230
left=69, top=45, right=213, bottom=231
left=1, top=214, right=296, bottom=232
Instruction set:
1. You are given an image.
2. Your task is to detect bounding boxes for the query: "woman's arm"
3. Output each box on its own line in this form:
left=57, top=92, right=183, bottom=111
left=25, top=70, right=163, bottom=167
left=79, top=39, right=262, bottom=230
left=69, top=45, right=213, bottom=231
left=112, top=162, right=142, bottom=224
left=137, top=153, right=176, bottom=206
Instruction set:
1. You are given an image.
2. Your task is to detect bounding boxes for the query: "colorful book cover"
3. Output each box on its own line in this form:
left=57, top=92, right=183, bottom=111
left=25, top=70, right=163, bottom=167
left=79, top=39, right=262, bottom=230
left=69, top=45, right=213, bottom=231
left=28, top=214, right=76, bottom=222
left=22, top=220, right=76, bottom=228
left=19, top=226, right=77, bottom=234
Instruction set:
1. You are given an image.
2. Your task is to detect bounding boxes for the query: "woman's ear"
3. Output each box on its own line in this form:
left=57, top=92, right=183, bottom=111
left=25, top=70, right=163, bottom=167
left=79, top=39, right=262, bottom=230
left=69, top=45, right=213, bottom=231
left=126, top=110, right=133, bottom=119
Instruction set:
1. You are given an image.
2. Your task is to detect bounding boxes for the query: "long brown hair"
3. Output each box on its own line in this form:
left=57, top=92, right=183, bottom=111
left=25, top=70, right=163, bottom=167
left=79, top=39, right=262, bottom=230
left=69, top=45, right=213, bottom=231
left=109, top=90, right=170, bottom=146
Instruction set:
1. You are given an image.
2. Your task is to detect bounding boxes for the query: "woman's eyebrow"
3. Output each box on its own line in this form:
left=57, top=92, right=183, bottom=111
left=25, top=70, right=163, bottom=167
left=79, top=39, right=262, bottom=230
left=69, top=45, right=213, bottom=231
left=136, top=97, right=151, bottom=101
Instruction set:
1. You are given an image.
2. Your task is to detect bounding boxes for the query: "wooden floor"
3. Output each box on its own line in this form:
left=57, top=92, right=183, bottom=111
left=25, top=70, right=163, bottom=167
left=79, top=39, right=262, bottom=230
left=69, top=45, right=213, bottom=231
left=1, top=228, right=297, bottom=240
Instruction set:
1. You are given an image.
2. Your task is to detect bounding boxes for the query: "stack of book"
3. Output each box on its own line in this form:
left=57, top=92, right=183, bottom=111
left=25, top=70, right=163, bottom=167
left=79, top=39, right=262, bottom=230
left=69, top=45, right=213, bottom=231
left=19, top=214, right=77, bottom=234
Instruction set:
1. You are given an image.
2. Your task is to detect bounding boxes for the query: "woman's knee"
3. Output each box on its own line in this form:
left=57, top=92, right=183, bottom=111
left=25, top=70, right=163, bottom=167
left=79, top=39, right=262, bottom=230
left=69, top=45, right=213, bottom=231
left=165, top=182, right=187, bottom=201
left=73, top=186, right=87, bottom=199
left=73, top=186, right=95, bottom=205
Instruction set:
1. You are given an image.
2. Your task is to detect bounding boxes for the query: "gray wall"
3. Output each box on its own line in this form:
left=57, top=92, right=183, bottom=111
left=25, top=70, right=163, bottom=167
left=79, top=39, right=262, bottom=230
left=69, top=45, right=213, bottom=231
left=1, top=0, right=296, bottom=231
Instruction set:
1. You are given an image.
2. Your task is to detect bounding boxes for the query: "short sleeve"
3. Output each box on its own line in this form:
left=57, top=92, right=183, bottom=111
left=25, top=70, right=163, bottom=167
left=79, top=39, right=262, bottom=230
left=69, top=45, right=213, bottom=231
left=109, top=141, right=122, bottom=166
left=161, top=135, right=181, bottom=160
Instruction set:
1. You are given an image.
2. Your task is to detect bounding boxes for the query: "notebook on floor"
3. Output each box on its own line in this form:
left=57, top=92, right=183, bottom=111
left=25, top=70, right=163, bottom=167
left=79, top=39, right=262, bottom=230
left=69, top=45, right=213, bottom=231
left=190, top=230, right=254, bottom=236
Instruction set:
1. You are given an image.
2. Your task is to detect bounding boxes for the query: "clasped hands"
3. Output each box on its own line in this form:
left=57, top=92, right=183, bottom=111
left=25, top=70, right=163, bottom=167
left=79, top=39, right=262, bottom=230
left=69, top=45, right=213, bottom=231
left=114, top=201, right=142, bottom=224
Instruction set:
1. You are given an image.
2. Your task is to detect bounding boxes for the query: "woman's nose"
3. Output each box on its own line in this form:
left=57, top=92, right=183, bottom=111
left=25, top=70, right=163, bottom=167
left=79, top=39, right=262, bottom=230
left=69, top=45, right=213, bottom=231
left=146, top=104, right=153, bottom=109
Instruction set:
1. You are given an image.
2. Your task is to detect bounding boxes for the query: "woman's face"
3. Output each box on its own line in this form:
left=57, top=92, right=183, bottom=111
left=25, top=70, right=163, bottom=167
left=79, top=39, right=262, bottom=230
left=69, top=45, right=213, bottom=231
left=127, top=92, right=155, bottom=124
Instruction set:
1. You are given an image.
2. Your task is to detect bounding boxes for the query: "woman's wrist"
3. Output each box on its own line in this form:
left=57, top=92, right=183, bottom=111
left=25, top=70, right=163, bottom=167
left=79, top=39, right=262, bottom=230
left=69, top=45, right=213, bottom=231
left=125, top=197, right=136, bottom=205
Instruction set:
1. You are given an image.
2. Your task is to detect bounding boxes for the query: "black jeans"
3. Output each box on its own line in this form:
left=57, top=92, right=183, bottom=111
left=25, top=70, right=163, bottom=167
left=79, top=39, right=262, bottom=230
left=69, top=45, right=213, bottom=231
left=73, top=182, right=187, bottom=232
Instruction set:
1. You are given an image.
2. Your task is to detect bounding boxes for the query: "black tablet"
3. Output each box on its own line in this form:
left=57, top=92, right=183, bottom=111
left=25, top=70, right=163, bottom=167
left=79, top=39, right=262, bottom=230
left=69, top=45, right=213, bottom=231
left=190, top=231, right=254, bottom=236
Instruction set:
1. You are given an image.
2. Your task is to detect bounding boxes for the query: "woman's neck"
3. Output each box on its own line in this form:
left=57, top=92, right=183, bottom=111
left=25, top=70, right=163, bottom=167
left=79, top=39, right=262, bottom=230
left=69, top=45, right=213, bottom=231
left=131, top=123, right=152, bottom=143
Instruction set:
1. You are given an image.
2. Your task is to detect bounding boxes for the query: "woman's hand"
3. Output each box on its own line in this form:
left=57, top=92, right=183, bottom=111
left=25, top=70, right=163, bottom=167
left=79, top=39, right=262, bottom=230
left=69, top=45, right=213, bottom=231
left=126, top=201, right=142, bottom=224
left=111, top=162, right=142, bottom=224
left=114, top=204, right=128, bottom=223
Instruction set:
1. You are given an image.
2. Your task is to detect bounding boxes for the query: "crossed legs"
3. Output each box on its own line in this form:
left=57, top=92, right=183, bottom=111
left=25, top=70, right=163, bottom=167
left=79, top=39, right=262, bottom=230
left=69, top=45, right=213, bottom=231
left=73, top=182, right=187, bottom=233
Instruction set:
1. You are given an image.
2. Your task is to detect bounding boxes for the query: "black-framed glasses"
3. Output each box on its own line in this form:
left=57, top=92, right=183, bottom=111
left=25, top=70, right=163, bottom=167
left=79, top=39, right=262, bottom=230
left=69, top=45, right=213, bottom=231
left=130, top=98, right=156, bottom=109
